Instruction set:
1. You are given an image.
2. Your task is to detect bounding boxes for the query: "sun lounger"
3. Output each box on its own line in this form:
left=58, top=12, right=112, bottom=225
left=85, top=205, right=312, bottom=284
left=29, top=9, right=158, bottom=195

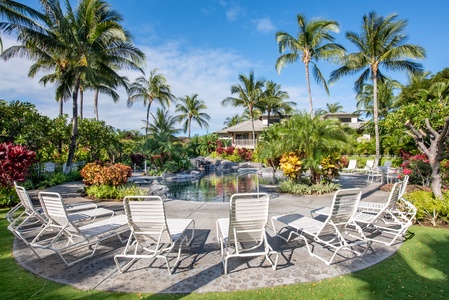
left=216, top=193, right=278, bottom=274
left=30, top=191, right=128, bottom=266
left=114, top=196, right=195, bottom=274
left=271, top=188, right=370, bottom=265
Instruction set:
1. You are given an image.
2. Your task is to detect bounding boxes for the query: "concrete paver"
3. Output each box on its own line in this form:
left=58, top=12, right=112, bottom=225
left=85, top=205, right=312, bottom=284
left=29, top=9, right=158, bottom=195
left=13, top=173, right=401, bottom=294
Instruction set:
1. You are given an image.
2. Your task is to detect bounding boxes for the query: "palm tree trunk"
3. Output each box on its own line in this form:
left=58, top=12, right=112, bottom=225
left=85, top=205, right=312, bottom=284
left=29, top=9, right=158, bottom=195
left=372, top=71, right=381, bottom=162
left=94, top=89, right=99, bottom=120
left=58, top=98, right=63, bottom=116
left=267, top=110, right=271, bottom=127
left=250, top=108, right=256, bottom=146
left=188, top=117, right=191, bottom=138
left=80, top=87, right=84, bottom=120
left=304, top=61, right=314, bottom=118
left=145, top=102, right=152, bottom=136
left=65, top=77, right=80, bottom=174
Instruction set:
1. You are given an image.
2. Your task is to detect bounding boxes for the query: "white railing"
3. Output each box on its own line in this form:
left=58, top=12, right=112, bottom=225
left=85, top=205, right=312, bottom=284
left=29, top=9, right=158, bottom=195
left=233, top=139, right=256, bottom=148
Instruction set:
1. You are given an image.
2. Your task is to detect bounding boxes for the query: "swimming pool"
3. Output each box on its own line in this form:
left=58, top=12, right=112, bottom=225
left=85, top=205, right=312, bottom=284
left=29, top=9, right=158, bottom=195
left=161, top=171, right=280, bottom=202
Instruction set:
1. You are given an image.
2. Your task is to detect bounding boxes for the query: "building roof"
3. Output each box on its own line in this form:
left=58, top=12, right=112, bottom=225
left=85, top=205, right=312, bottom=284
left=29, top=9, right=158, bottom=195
left=215, top=119, right=265, bottom=134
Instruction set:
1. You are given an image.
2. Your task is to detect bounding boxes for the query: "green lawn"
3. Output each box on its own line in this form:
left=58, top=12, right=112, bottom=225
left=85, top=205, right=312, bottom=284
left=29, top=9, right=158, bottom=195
left=1, top=208, right=448, bottom=299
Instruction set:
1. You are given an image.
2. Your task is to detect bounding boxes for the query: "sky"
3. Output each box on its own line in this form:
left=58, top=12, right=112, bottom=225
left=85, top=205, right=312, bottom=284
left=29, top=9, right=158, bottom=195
left=1, top=0, right=448, bottom=136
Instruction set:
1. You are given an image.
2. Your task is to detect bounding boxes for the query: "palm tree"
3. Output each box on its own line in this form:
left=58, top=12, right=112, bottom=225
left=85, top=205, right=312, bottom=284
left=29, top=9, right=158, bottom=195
left=0, top=0, right=44, bottom=53
left=127, top=68, right=176, bottom=136
left=275, top=14, right=345, bottom=117
left=175, top=94, right=210, bottom=138
left=329, top=11, right=426, bottom=161
left=325, top=102, right=343, bottom=113
left=356, top=79, right=401, bottom=119
left=3, top=0, right=145, bottom=172
left=258, top=80, right=294, bottom=127
left=221, top=71, right=264, bottom=146
left=223, top=114, right=246, bottom=128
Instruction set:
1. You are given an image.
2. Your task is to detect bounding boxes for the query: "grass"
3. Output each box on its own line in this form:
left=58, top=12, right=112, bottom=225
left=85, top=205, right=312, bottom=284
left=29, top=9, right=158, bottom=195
left=1, top=208, right=448, bottom=299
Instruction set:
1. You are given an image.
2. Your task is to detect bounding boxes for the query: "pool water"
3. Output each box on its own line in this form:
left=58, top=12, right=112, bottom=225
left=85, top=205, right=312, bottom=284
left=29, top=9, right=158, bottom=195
left=162, top=171, right=279, bottom=202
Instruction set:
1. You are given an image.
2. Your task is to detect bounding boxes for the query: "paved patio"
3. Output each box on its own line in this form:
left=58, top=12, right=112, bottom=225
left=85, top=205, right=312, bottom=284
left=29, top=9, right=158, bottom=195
left=13, top=173, right=402, bottom=294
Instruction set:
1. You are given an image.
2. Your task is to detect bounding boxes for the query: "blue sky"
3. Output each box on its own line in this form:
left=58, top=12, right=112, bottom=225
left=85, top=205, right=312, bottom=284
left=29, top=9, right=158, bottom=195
left=1, top=0, right=448, bottom=136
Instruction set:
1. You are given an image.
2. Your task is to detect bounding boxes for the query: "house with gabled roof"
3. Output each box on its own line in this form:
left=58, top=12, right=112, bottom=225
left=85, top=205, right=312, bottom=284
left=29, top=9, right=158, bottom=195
left=215, top=112, right=365, bottom=149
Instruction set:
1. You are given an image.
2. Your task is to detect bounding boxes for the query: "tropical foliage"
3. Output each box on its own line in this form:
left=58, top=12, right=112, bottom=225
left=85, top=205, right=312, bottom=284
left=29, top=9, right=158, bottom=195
left=276, top=14, right=345, bottom=116
left=127, top=69, right=176, bottom=136
left=80, top=162, right=132, bottom=186
left=330, top=11, right=426, bottom=161
left=175, top=94, right=210, bottom=138
left=0, top=142, right=36, bottom=187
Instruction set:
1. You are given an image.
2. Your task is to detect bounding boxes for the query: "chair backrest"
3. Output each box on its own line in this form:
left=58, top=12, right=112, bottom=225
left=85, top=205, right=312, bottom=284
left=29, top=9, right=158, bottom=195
left=14, top=183, right=47, bottom=224
left=347, top=159, right=357, bottom=169
left=363, top=181, right=403, bottom=223
left=383, top=160, right=393, bottom=168
left=123, top=196, right=172, bottom=244
left=318, top=188, right=362, bottom=235
left=365, top=160, right=374, bottom=169
left=399, top=175, right=409, bottom=198
left=227, top=193, right=270, bottom=245
left=38, top=192, right=78, bottom=234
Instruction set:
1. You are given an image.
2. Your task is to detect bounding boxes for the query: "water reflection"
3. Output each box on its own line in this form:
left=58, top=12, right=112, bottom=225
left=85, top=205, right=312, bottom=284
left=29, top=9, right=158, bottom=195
left=162, top=171, right=279, bottom=202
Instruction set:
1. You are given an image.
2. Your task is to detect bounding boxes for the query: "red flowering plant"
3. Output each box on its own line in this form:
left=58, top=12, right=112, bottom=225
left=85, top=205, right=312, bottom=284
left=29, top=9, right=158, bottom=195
left=237, top=148, right=253, bottom=161
left=401, top=153, right=432, bottom=186
left=224, top=146, right=235, bottom=156
left=0, top=142, right=37, bottom=187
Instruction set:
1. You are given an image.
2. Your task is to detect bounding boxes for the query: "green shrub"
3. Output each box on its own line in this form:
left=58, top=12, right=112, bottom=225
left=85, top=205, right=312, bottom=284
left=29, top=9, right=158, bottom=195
left=278, top=180, right=340, bottom=195
left=34, top=171, right=82, bottom=190
left=0, top=186, right=18, bottom=207
left=404, top=191, right=449, bottom=226
left=85, top=183, right=147, bottom=200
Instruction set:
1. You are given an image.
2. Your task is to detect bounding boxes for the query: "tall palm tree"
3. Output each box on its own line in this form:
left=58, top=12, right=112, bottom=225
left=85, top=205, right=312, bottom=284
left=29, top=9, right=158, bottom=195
left=0, top=0, right=44, bottom=53
left=127, top=68, right=176, bottom=136
left=329, top=11, right=426, bottom=161
left=221, top=71, right=264, bottom=146
left=275, top=14, right=345, bottom=117
left=325, top=102, right=343, bottom=113
left=175, top=93, right=210, bottom=138
left=257, top=80, right=294, bottom=127
left=3, top=0, right=145, bottom=172
left=356, top=79, right=401, bottom=119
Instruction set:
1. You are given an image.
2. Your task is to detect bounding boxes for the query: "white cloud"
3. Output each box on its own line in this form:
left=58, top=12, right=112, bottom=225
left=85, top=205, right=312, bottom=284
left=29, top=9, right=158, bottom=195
left=253, top=18, right=276, bottom=34
left=0, top=36, right=255, bottom=135
left=225, top=5, right=243, bottom=22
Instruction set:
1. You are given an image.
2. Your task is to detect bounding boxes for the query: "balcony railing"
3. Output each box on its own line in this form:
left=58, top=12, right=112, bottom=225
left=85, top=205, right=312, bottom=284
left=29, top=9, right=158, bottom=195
left=233, top=139, right=256, bottom=149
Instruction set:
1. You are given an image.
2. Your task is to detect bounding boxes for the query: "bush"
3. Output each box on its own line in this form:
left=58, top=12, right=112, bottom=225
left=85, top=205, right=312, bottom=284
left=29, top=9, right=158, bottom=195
left=0, top=185, right=18, bottom=207
left=85, top=183, right=147, bottom=200
left=404, top=191, right=449, bottom=226
left=34, top=171, right=82, bottom=189
left=279, top=152, right=303, bottom=180
left=278, top=180, right=340, bottom=195
left=80, top=162, right=132, bottom=186
left=0, top=142, right=37, bottom=187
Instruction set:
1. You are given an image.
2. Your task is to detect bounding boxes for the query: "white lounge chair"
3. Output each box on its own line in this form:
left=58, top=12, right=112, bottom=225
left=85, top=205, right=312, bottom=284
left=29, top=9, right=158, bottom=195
left=353, top=181, right=416, bottom=246
left=30, top=192, right=128, bottom=266
left=271, top=188, right=370, bottom=265
left=114, top=196, right=195, bottom=275
left=342, top=159, right=357, bottom=173
left=8, top=186, right=112, bottom=257
left=216, top=193, right=278, bottom=274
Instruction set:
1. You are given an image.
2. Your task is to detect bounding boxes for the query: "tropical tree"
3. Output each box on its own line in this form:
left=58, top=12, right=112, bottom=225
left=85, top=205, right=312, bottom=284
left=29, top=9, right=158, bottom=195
left=223, top=114, right=246, bottom=128
left=355, top=79, right=401, bottom=119
left=2, top=0, right=145, bottom=173
left=175, top=94, right=210, bottom=138
left=257, top=80, right=294, bottom=127
left=127, top=68, right=176, bottom=136
left=258, top=111, right=350, bottom=184
left=0, top=0, right=43, bottom=53
left=325, top=102, right=343, bottom=113
left=275, top=14, right=345, bottom=117
left=329, top=11, right=426, bottom=162
left=221, top=71, right=264, bottom=146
